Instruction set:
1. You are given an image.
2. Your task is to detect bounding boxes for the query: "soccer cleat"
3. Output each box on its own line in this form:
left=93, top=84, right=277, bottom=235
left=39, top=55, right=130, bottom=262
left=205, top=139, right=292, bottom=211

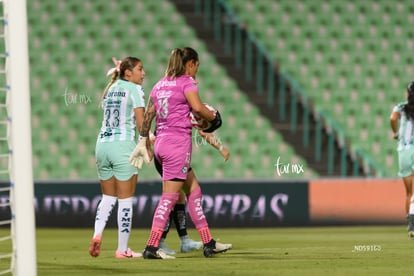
left=115, top=248, right=143, bottom=258
left=180, top=238, right=203, bottom=253
left=89, top=235, right=102, bottom=257
left=143, top=246, right=176, bottom=260
left=220, top=242, right=233, bottom=250
left=203, top=240, right=232, bottom=257
left=159, top=239, right=177, bottom=255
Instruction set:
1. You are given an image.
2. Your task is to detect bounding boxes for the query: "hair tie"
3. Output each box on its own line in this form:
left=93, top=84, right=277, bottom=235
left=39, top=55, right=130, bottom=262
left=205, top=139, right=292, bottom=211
left=106, top=57, right=121, bottom=77
left=172, top=48, right=183, bottom=56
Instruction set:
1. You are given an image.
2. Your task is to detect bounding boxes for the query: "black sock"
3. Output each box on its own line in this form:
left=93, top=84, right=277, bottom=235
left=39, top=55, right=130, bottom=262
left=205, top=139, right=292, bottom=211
left=161, top=212, right=173, bottom=239
left=173, top=204, right=188, bottom=237
left=204, top=239, right=215, bottom=247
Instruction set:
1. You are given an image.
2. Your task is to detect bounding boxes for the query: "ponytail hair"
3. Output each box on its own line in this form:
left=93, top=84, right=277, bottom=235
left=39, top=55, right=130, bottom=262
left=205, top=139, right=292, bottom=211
left=100, top=56, right=141, bottom=106
left=165, top=47, right=199, bottom=78
left=404, top=82, right=414, bottom=120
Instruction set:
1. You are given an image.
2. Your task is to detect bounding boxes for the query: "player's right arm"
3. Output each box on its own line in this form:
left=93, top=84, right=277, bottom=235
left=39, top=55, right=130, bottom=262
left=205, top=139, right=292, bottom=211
left=185, top=91, right=222, bottom=133
left=390, top=110, right=400, bottom=140
left=185, top=91, right=215, bottom=121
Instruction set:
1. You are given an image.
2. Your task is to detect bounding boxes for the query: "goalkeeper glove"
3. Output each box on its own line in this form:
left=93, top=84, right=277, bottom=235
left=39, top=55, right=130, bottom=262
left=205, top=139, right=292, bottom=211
left=129, top=136, right=151, bottom=169
left=204, top=110, right=222, bottom=133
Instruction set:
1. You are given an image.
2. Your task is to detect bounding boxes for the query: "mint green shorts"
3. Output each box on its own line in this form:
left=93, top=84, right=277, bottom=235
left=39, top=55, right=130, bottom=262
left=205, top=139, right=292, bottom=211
left=95, top=140, right=138, bottom=181
left=398, top=145, right=414, bottom=177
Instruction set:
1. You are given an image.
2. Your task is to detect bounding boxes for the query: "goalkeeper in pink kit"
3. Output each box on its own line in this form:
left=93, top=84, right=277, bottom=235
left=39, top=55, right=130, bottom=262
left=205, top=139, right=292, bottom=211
left=129, top=47, right=232, bottom=259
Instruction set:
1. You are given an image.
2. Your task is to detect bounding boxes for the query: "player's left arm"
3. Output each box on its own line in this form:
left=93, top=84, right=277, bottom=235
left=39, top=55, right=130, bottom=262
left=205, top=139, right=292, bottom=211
left=390, top=111, right=400, bottom=140
left=134, top=107, right=145, bottom=135
left=198, top=130, right=230, bottom=161
left=129, top=98, right=155, bottom=169
left=133, top=85, right=146, bottom=138
left=141, top=99, right=155, bottom=138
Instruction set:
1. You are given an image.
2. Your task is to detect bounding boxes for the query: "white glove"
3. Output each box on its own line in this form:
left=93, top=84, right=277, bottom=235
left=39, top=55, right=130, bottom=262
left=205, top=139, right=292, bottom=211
left=129, top=137, right=151, bottom=169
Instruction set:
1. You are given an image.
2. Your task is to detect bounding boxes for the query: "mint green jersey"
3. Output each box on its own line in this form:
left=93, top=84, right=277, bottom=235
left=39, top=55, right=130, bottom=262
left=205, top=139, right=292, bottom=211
left=97, top=79, right=145, bottom=142
left=393, top=101, right=414, bottom=150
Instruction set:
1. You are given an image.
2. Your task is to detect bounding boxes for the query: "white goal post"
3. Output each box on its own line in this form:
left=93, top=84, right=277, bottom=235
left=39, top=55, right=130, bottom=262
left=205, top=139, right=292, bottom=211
left=4, top=0, right=37, bottom=275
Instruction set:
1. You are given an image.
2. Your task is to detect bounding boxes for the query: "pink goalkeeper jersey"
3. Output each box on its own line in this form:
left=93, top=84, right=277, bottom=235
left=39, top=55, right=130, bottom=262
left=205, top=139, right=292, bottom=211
left=150, top=75, right=198, bottom=137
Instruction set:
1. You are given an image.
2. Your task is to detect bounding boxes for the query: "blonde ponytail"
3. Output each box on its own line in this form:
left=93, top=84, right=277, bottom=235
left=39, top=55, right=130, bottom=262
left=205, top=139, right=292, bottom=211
left=165, top=48, right=185, bottom=78
left=99, top=71, right=118, bottom=107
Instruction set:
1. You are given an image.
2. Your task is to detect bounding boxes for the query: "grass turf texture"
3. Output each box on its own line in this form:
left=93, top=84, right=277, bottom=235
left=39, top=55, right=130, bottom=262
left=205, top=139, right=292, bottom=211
left=1, top=226, right=413, bottom=275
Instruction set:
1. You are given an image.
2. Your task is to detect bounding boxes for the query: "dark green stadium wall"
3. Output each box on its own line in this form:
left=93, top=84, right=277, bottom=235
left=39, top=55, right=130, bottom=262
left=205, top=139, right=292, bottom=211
left=24, top=180, right=309, bottom=228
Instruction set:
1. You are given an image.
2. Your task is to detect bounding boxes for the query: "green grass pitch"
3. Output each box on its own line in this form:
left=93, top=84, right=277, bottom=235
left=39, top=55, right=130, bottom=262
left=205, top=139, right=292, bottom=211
left=1, top=226, right=413, bottom=275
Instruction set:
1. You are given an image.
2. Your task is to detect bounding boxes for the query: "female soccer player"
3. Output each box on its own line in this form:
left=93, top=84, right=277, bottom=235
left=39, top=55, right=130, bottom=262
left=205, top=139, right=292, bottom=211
left=156, top=130, right=231, bottom=255
left=89, top=57, right=146, bottom=258
left=130, top=47, right=231, bottom=259
left=390, top=81, right=414, bottom=238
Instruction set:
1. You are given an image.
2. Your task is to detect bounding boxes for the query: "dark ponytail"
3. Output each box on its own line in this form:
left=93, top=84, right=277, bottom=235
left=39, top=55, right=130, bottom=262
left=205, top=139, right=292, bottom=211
left=404, top=94, right=414, bottom=120
left=404, top=82, right=414, bottom=120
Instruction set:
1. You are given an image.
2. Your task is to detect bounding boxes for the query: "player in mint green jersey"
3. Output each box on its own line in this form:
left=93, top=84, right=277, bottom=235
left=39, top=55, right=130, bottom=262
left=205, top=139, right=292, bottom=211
left=89, top=57, right=145, bottom=258
left=390, top=81, right=414, bottom=238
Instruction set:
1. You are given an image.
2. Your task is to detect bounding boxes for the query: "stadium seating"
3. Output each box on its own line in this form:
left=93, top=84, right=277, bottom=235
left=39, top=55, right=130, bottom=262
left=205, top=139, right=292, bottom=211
left=225, top=0, right=414, bottom=176
left=20, top=0, right=317, bottom=180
